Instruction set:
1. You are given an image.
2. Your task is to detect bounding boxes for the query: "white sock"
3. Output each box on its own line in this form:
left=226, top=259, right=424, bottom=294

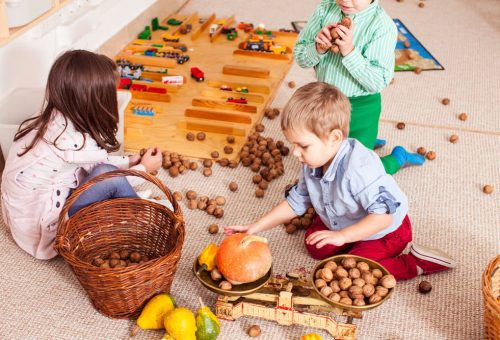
left=416, top=265, right=424, bottom=275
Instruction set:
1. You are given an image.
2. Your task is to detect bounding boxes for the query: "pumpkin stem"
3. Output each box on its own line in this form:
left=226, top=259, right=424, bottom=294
left=240, top=235, right=268, bottom=247
left=199, top=296, right=205, bottom=307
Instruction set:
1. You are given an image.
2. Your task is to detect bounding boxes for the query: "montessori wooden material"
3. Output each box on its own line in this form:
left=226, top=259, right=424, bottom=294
left=116, top=12, right=297, bottom=160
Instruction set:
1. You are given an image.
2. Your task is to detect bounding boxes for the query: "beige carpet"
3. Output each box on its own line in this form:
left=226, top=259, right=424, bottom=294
left=1, top=0, right=499, bottom=339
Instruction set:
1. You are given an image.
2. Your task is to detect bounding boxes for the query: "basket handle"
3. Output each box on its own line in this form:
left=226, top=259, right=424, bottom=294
left=56, top=169, right=182, bottom=250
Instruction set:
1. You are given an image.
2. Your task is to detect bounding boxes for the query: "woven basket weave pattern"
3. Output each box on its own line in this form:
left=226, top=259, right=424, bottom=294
left=482, top=255, right=500, bottom=339
left=55, top=169, right=185, bottom=319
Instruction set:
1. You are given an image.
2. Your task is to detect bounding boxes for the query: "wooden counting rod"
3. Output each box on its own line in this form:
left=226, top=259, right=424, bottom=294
left=223, top=65, right=270, bottom=79
left=185, top=108, right=252, bottom=124
left=192, top=98, right=258, bottom=114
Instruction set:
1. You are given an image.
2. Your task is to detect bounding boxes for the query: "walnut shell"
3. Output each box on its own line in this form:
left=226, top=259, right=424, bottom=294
left=335, top=266, right=348, bottom=279
left=219, top=281, right=232, bottom=290
left=348, top=285, right=363, bottom=299
left=339, top=277, right=352, bottom=290
left=376, top=286, right=389, bottom=297
left=329, top=280, right=341, bottom=293
left=368, top=293, right=383, bottom=304
left=379, top=275, right=397, bottom=289
left=362, top=272, right=377, bottom=285
left=362, top=283, right=375, bottom=297
left=371, top=268, right=383, bottom=279
left=320, top=268, right=334, bottom=282
left=342, top=257, right=357, bottom=269
left=353, top=298, right=366, bottom=306
left=356, top=262, right=370, bottom=272
left=315, top=279, right=327, bottom=289
left=349, top=268, right=361, bottom=279
left=329, top=292, right=341, bottom=302
left=320, top=286, right=334, bottom=297
left=339, top=297, right=353, bottom=305
left=210, top=268, right=222, bottom=281
left=352, top=278, right=366, bottom=287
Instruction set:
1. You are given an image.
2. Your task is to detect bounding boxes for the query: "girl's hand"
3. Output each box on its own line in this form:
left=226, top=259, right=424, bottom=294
left=306, top=230, right=347, bottom=248
left=224, top=224, right=256, bottom=236
left=315, top=23, right=336, bottom=54
left=129, top=154, right=141, bottom=167
left=335, top=21, right=355, bottom=56
left=140, top=147, right=162, bottom=173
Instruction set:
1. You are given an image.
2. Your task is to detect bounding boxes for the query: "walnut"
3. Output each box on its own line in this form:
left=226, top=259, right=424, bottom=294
left=247, top=325, right=261, bottom=337
left=362, top=283, right=375, bottom=297
left=335, top=266, right=348, bottom=279
left=348, top=285, right=363, bottom=299
left=93, top=257, right=105, bottom=266
left=418, top=1, right=425, bottom=7
left=255, top=124, right=265, bottom=132
left=109, top=258, right=120, bottom=268
left=339, top=290, right=349, bottom=298
left=417, top=147, right=427, bottom=156
left=187, top=200, right=197, bottom=210
left=229, top=182, right=238, bottom=192
left=252, top=175, right=262, bottom=184
left=215, top=196, right=226, bottom=205
left=379, top=275, right=397, bottom=289
left=223, top=146, right=233, bottom=154
left=255, top=188, right=265, bottom=198
left=449, top=134, right=459, bottom=143
left=371, top=268, right=383, bottom=279
left=130, top=252, right=141, bottom=263
left=403, top=40, right=410, bottom=48
left=320, top=286, right=333, bottom=297
left=356, top=262, right=370, bottom=272
left=186, top=190, right=197, bottom=200
left=203, top=168, right=212, bottom=177
left=173, top=191, right=183, bottom=201
left=285, top=224, right=297, bottom=234
left=338, top=277, right=352, bottom=290
left=211, top=151, right=219, bottom=158
left=218, top=158, right=229, bottom=167
left=376, top=286, right=389, bottom=297
left=339, top=297, right=353, bottom=305
left=426, top=151, right=436, bottom=160
left=368, top=293, right=383, bottom=304
left=414, top=67, right=422, bottom=74
left=196, top=132, right=206, bottom=140
left=206, top=205, right=216, bottom=215
left=329, top=292, right=341, bottom=302
left=168, top=166, right=179, bottom=177
left=203, top=159, right=213, bottom=168
left=349, top=268, right=361, bottom=279
left=213, top=207, right=224, bottom=218
left=352, top=278, right=366, bottom=287
left=483, top=185, right=494, bottom=194
left=210, top=268, right=222, bottom=281
left=258, top=180, right=268, bottom=190
left=458, top=113, right=468, bottom=121
left=441, top=98, right=450, bottom=105
left=320, top=268, right=334, bottom=282
left=219, top=281, right=232, bottom=290
left=288, top=81, right=296, bottom=89
left=208, top=224, right=219, bottom=234
left=396, top=122, right=406, bottom=130
left=315, top=279, right=327, bottom=289
left=226, top=135, right=235, bottom=144
left=362, top=272, right=377, bottom=285
left=110, top=252, right=120, bottom=260
left=341, top=257, right=357, bottom=269
left=186, top=132, right=195, bottom=141
left=329, top=280, right=341, bottom=293
left=189, top=162, right=198, bottom=170
left=353, top=298, right=366, bottom=306
left=119, top=250, right=130, bottom=260
left=418, top=280, right=432, bottom=294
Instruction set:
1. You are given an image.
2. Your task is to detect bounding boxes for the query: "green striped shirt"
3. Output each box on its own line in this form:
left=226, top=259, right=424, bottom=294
left=294, top=0, right=397, bottom=97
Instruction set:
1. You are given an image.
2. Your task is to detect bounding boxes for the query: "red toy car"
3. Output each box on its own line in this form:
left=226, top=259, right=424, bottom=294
left=191, top=67, right=205, bottom=82
left=227, top=97, right=247, bottom=104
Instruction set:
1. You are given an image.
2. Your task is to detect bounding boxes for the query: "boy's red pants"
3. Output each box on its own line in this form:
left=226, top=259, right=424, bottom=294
left=304, top=215, right=418, bottom=280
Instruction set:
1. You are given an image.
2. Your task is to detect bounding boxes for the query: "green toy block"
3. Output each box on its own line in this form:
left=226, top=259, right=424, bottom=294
left=138, top=26, right=151, bottom=40
left=152, top=17, right=159, bottom=31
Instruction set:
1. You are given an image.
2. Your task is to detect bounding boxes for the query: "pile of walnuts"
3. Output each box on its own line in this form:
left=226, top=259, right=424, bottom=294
left=159, top=150, right=199, bottom=177
left=264, top=107, right=281, bottom=120
left=284, top=207, right=315, bottom=234
left=314, top=257, right=396, bottom=307
left=176, top=190, right=226, bottom=218
left=92, top=249, right=148, bottom=269
left=239, top=129, right=290, bottom=198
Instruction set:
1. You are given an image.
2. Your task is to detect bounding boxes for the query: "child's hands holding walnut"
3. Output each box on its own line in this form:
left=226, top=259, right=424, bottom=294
left=306, top=229, right=347, bottom=248
left=334, top=20, right=355, bottom=56
left=315, top=23, right=337, bottom=54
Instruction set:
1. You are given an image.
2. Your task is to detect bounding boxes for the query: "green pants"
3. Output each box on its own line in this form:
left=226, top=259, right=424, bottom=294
left=348, top=93, right=400, bottom=175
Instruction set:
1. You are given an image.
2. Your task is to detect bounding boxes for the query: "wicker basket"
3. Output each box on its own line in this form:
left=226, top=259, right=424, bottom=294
left=55, top=169, right=185, bottom=319
left=482, top=255, right=500, bottom=339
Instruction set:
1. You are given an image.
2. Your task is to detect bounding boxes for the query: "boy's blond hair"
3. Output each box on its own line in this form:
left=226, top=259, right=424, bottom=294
left=281, top=82, right=351, bottom=139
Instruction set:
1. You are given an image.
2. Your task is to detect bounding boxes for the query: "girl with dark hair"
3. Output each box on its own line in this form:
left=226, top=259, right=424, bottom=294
left=1, top=50, right=162, bottom=259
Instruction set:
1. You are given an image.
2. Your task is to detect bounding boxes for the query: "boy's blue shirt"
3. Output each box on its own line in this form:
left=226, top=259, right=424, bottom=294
left=286, top=138, right=408, bottom=240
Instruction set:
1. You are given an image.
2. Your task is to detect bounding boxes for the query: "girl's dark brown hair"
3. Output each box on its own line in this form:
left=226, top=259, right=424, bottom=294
left=14, top=49, right=120, bottom=156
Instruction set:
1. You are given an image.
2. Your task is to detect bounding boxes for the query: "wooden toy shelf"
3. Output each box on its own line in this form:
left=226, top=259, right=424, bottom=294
left=117, top=12, right=297, bottom=160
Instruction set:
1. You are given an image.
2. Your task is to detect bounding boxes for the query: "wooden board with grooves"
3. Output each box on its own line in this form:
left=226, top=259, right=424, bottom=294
left=117, top=12, right=297, bottom=160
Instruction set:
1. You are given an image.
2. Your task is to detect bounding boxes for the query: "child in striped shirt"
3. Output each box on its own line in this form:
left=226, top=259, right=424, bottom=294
left=294, top=0, right=425, bottom=175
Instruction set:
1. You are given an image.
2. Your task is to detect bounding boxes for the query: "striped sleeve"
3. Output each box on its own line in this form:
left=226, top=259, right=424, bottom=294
left=341, top=18, right=397, bottom=93
left=294, top=0, right=330, bottom=69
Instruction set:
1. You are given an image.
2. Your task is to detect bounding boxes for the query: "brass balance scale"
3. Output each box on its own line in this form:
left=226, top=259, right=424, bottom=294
left=193, top=255, right=394, bottom=339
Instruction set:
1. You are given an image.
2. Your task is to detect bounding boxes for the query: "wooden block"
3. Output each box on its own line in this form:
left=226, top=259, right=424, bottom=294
left=201, top=88, right=266, bottom=104
left=207, top=80, right=271, bottom=94
left=116, top=53, right=177, bottom=68
left=223, top=65, right=270, bottom=79
left=233, top=49, right=290, bottom=61
left=192, top=98, right=257, bottom=113
left=185, top=108, right=252, bottom=124
left=191, top=13, right=216, bottom=41
left=210, top=15, right=235, bottom=43
left=171, top=12, right=198, bottom=36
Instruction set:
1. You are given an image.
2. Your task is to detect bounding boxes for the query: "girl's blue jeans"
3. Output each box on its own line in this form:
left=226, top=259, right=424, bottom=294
left=68, top=164, right=138, bottom=216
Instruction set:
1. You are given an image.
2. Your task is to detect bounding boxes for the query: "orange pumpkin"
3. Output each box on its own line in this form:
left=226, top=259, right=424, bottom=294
left=216, top=234, right=272, bottom=285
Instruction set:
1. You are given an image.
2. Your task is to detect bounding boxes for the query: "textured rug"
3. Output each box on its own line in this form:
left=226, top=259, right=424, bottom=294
left=1, top=0, right=499, bottom=339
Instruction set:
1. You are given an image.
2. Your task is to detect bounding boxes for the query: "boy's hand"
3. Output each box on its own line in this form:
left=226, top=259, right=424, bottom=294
left=315, top=23, right=336, bottom=54
left=306, top=230, right=346, bottom=248
left=224, top=224, right=256, bottom=235
left=140, top=147, right=162, bottom=173
left=335, top=21, right=355, bottom=56
left=129, top=154, right=141, bottom=167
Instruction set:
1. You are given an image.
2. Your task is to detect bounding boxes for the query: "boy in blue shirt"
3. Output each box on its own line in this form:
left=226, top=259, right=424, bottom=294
left=225, top=82, right=455, bottom=280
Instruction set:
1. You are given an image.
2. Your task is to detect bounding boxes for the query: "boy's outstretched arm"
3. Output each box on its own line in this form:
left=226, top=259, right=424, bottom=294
left=306, top=213, right=392, bottom=248
left=224, top=200, right=298, bottom=235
